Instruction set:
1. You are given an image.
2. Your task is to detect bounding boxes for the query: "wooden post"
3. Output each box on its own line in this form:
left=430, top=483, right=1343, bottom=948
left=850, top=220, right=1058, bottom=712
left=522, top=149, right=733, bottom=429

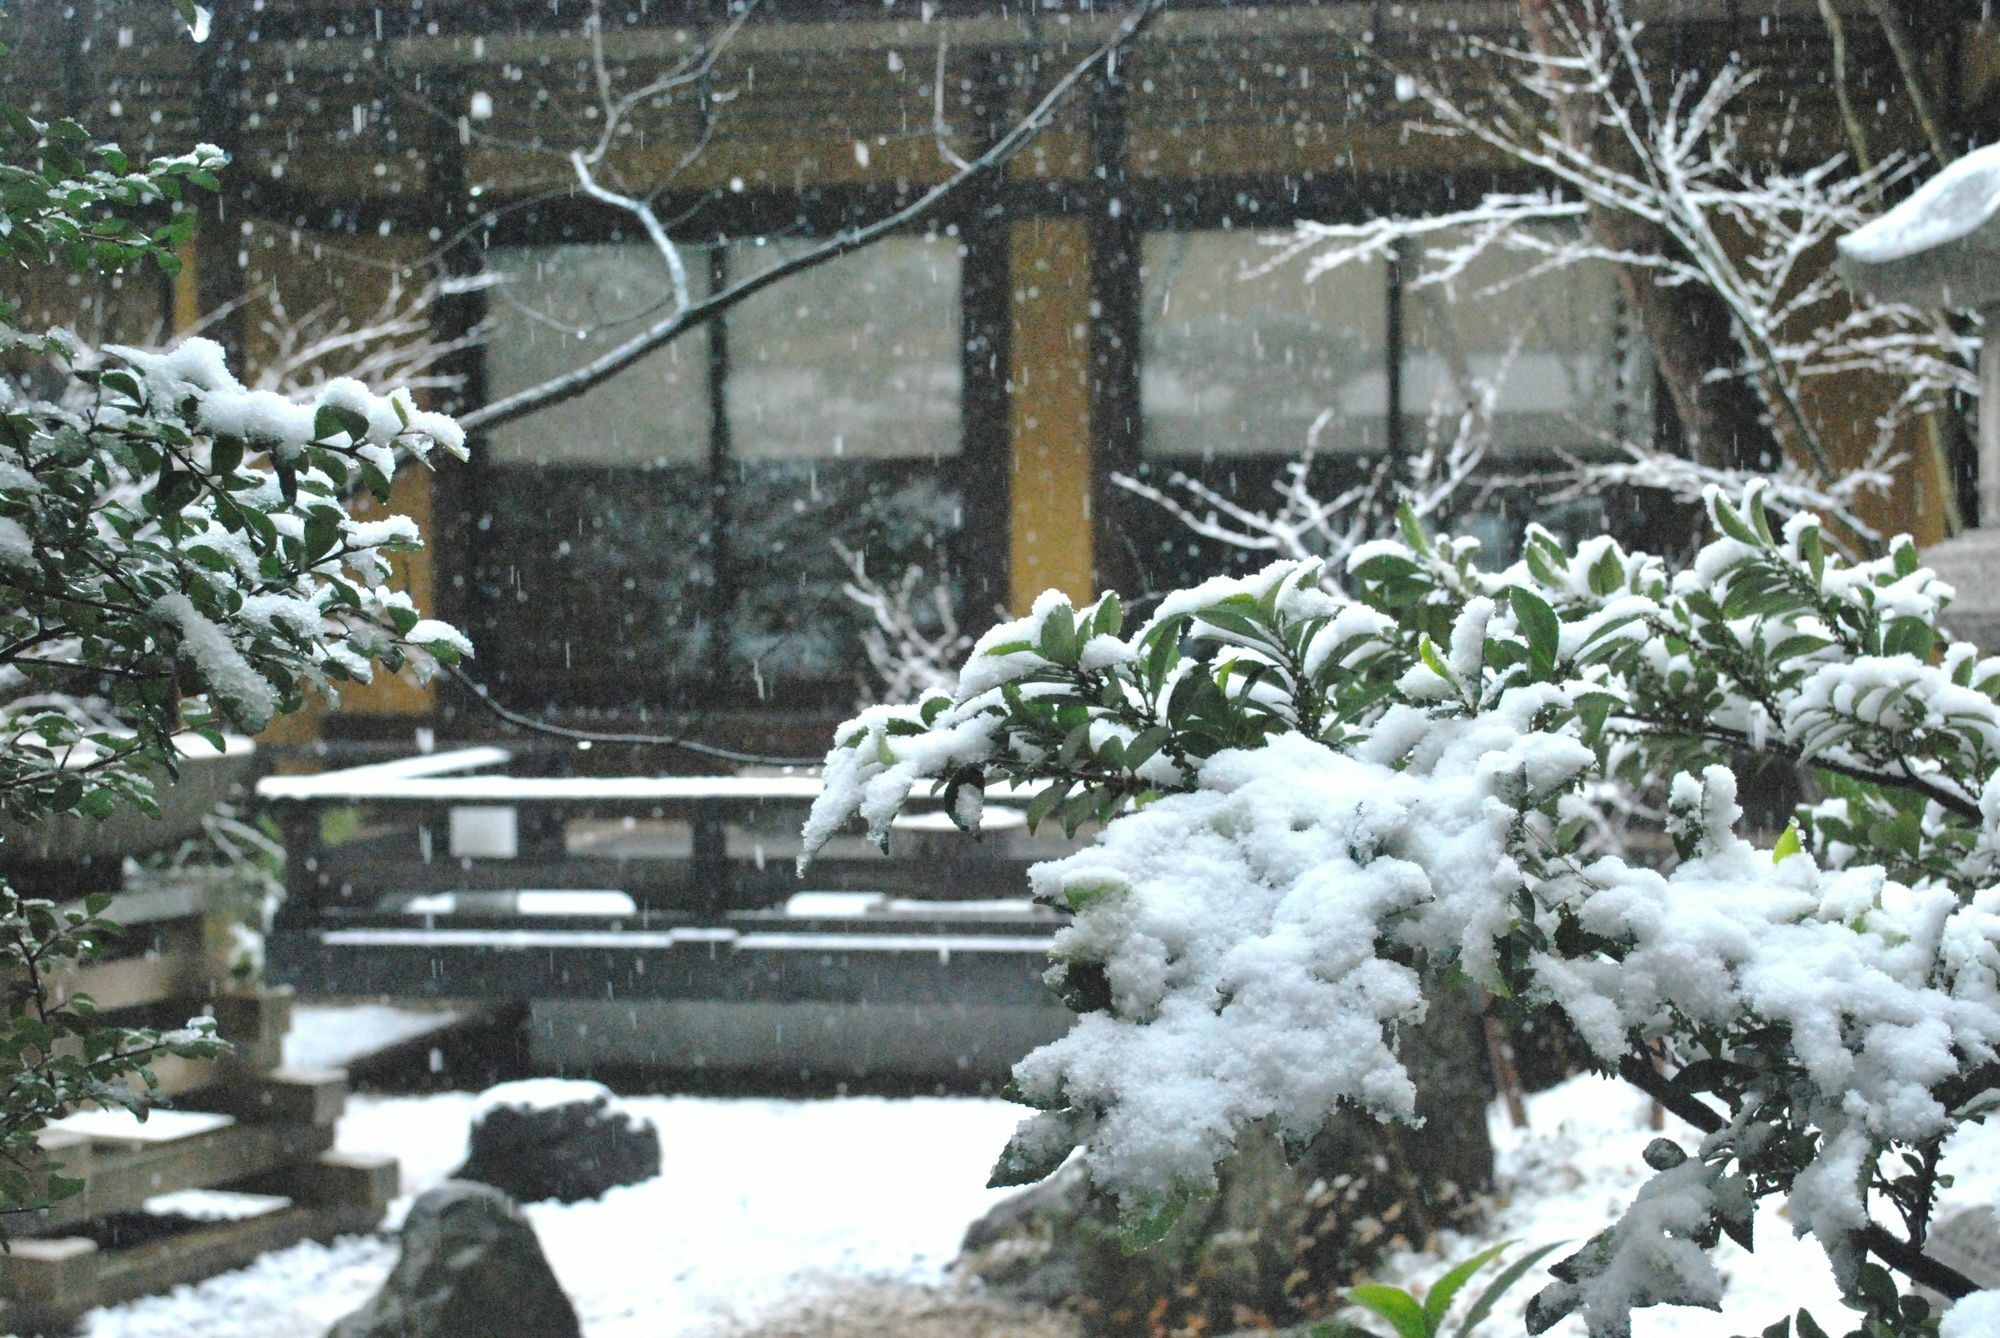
left=691, top=812, right=728, bottom=920
left=270, top=807, right=326, bottom=934
left=1980, top=314, right=2000, bottom=529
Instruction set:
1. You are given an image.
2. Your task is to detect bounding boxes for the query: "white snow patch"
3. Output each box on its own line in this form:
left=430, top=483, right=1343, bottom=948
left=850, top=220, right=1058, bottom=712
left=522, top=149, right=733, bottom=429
left=1840, top=140, right=2000, bottom=265
left=281, top=1004, right=468, bottom=1072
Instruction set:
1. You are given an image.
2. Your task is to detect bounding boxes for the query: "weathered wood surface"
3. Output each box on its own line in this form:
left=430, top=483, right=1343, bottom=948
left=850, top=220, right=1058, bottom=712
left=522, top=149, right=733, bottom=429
left=0, top=1152, right=395, bottom=1334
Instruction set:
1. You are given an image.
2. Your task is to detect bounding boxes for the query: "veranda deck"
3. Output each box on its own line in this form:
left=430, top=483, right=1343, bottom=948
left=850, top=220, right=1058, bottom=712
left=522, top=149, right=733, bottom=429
left=258, top=748, right=1075, bottom=1077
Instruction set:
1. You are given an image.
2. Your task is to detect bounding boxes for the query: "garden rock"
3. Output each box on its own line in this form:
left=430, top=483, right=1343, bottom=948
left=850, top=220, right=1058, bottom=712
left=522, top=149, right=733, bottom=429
left=454, top=1078, right=660, bottom=1204
left=326, top=1181, right=580, bottom=1338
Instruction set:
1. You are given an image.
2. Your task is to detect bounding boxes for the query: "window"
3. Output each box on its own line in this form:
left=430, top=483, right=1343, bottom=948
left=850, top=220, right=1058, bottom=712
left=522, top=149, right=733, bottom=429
left=1398, top=226, right=1640, bottom=459
left=471, top=235, right=964, bottom=705
left=1127, top=225, right=1645, bottom=593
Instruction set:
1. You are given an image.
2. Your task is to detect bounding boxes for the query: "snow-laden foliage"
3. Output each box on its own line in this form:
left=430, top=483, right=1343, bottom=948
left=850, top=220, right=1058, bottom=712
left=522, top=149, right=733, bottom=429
left=804, top=484, right=2000, bottom=1334
left=0, top=20, right=467, bottom=1209
left=0, top=327, right=468, bottom=812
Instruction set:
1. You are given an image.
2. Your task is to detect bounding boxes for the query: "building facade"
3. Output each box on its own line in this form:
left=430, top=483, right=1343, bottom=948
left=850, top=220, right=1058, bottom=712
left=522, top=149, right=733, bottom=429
left=8, top=0, right=1984, bottom=745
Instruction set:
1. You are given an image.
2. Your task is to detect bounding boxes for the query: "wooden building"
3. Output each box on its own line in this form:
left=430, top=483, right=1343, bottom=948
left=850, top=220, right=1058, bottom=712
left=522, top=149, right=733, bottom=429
left=7, top=0, right=1991, bottom=748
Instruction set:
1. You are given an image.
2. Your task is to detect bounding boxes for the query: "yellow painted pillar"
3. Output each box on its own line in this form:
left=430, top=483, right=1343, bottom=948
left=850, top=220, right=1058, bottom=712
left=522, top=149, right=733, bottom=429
left=171, top=236, right=201, bottom=334
left=1006, top=218, right=1096, bottom=612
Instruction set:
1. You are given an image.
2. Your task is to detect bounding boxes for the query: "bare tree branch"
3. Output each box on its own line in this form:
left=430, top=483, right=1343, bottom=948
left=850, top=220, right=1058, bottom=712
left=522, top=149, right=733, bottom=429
left=461, top=0, right=1172, bottom=434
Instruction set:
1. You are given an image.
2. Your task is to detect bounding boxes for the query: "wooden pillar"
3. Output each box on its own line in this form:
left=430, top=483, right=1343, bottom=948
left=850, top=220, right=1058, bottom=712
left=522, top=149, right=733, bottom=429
left=1088, top=72, right=1144, bottom=598
left=192, top=4, right=248, bottom=360
left=425, top=75, right=485, bottom=728
left=1981, top=322, right=2000, bottom=528
left=1006, top=218, right=1096, bottom=612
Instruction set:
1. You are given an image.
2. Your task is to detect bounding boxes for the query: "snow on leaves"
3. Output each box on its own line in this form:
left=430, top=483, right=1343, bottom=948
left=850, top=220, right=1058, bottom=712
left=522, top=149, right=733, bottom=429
left=804, top=483, right=2000, bottom=1335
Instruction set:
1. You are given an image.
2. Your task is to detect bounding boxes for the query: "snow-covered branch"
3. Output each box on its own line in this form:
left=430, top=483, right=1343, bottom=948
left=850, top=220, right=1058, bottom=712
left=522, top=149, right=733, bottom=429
left=1269, top=0, right=1967, bottom=518
left=834, top=541, right=973, bottom=704
left=1112, top=341, right=1502, bottom=567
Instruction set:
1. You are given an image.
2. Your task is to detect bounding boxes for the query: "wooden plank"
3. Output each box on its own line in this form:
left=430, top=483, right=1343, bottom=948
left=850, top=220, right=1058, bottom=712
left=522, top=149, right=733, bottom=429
left=58, top=918, right=219, bottom=1013
left=267, top=924, right=1063, bottom=1008
left=45, top=1110, right=233, bottom=1148
left=204, top=988, right=295, bottom=1051
left=258, top=772, right=825, bottom=805
left=0, top=1201, right=386, bottom=1333
left=235, top=1152, right=397, bottom=1211
left=11, top=1120, right=336, bottom=1237
left=310, top=851, right=1042, bottom=907
left=255, top=745, right=513, bottom=800
left=196, top=1069, right=348, bottom=1128
left=0, top=1237, right=99, bottom=1307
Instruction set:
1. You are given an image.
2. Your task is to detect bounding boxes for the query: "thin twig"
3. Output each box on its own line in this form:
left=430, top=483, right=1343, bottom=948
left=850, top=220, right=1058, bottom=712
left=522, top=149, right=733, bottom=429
left=462, top=0, right=1171, bottom=433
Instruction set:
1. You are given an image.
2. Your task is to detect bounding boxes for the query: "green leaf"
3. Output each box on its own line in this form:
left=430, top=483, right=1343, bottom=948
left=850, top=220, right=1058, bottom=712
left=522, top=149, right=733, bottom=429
left=987, top=1114, right=1082, bottom=1188
left=1093, top=591, right=1124, bottom=638
left=1038, top=603, right=1079, bottom=667
left=1772, top=820, right=1803, bottom=865
left=1118, top=1188, right=1195, bottom=1249
left=1346, top=1283, right=1432, bottom=1338
left=312, top=403, right=370, bottom=443
left=1509, top=587, right=1561, bottom=677
left=1799, top=526, right=1825, bottom=584
left=1524, top=543, right=1564, bottom=590
left=1587, top=547, right=1624, bottom=597
left=1025, top=780, right=1073, bottom=832
left=1424, top=1243, right=1507, bottom=1329
left=1458, top=1243, right=1566, bottom=1337
left=1397, top=502, right=1435, bottom=558
left=1123, top=726, right=1170, bottom=772
left=1892, top=538, right=1919, bottom=579
left=1711, top=498, right=1761, bottom=547
left=1418, top=636, right=1456, bottom=688
left=303, top=514, right=340, bottom=564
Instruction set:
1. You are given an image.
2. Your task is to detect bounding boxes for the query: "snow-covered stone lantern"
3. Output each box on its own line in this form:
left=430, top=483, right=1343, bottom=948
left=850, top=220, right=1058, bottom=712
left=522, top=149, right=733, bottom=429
left=1838, top=146, right=2000, bottom=650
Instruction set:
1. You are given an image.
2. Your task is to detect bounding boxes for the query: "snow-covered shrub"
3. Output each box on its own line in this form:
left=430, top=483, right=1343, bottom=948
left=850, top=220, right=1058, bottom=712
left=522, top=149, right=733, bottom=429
left=0, top=10, right=467, bottom=1207
left=804, top=484, right=2000, bottom=1334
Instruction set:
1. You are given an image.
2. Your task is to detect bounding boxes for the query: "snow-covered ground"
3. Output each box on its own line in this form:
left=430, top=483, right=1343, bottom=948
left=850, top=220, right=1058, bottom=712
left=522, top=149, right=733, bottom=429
left=82, top=1092, right=1029, bottom=1337
left=78, top=1073, right=1998, bottom=1336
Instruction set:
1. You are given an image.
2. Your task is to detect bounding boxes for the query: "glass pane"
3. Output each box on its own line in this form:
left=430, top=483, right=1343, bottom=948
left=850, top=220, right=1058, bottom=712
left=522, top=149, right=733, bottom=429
left=723, top=238, right=965, bottom=685
left=726, top=236, right=962, bottom=462
left=1141, top=230, right=1388, bottom=459
left=483, top=243, right=710, bottom=466
left=469, top=469, right=716, bottom=694
left=1402, top=231, right=1643, bottom=459
left=474, top=243, right=716, bottom=698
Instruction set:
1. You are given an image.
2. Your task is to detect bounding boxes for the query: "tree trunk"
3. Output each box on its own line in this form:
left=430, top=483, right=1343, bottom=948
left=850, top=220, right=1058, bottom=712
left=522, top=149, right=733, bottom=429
left=1517, top=0, right=1780, bottom=476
